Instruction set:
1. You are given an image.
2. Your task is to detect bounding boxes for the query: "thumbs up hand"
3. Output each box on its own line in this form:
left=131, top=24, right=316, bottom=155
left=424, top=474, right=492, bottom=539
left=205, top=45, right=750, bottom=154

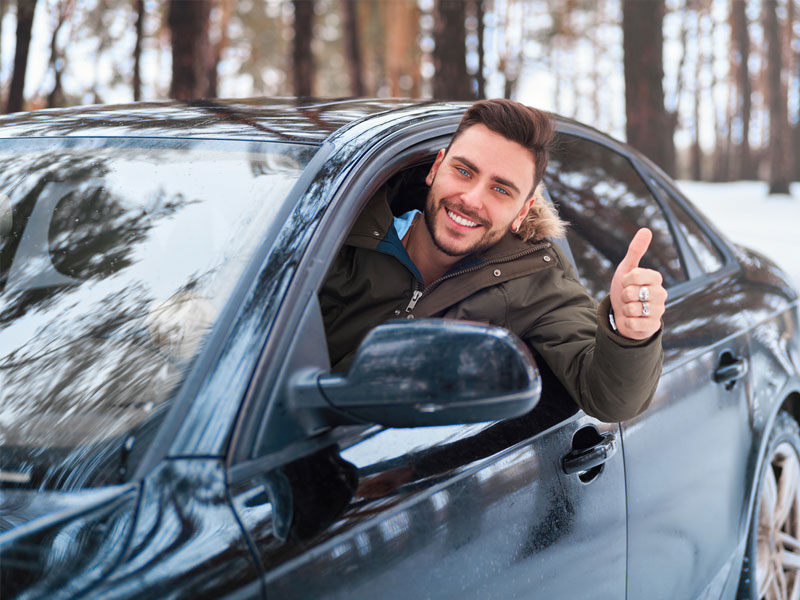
left=609, top=228, right=667, bottom=340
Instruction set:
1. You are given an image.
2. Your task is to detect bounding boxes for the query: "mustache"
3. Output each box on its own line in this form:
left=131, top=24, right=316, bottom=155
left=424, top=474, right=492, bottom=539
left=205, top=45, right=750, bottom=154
left=439, top=200, right=489, bottom=227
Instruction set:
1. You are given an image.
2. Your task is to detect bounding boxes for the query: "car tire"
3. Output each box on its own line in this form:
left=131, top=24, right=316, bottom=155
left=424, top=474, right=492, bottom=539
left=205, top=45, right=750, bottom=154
left=740, top=411, right=800, bottom=599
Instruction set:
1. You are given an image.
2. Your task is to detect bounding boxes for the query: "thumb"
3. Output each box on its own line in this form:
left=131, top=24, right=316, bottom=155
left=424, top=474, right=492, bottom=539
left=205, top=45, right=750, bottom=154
left=618, top=228, right=653, bottom=274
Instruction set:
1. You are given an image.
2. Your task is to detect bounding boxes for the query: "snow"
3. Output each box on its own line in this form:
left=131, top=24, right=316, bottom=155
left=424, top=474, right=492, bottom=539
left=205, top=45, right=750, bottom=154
left=676, top=180, right=800, bottom=289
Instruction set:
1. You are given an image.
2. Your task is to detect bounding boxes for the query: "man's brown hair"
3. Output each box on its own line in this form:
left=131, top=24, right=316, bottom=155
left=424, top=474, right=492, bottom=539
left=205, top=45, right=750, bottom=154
left=447, top=98, right=556, bottom=197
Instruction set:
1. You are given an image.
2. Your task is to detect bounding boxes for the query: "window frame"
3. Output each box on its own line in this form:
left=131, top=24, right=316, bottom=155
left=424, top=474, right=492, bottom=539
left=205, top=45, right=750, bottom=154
left=228, top=118, right=462, bottom=473
left=547, top=126, right=688, bottom=292
left=638, top=163, right=738, bottom=282
left=552, top=121, right=738, bottom=299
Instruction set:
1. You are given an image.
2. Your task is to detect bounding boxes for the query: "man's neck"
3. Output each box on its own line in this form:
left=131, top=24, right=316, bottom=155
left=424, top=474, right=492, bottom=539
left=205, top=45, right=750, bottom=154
left=403, top=214, right=459, bottom=285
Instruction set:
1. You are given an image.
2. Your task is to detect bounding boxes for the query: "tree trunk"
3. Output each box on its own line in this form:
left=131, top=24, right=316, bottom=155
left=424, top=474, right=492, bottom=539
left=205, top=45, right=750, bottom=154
left=46, top=0, right=73, bottom=108
left=788, top=0, right=799, bottom=180
left=6, top=0, right=37, bottom=113
left=133, top=0, right=144, bottom=101
left=207, top=0, right=234, bottom=99
left=708, top=5, right=729, bottom=182
left=691, top=8, right=703, bottom=182
left=433, top=0, right=472, bottom=100
left=763, top=0, right=792, bottom=194
left=475, top=0, right=485, bottom=99
left=385, top=0, right=415, bottom=96
left=622, top=0, right=675, bottom=176
left=342, top=0, right=364, bottom=96
left=168, top=0, right=211, bottom=100
left=731, top=0, right=754, bottom=179
left=293, top=0, right=314, bottom=97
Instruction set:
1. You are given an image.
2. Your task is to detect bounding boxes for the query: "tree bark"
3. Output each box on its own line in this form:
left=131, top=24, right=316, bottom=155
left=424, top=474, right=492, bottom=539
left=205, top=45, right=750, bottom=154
left=293, top=0, right=314, bottom=98
left=168, top=0, right=212, bottom=100
left=342, top=0, right=364, bottom=96
left=763, top=0, right=792, bottom=194
left=475, top=0, right=485, bottom=99
left=731, top=0, right=754, bottom=179
left=46, top=0, right=74, bottom=108
left=691, top=7, right=702, bottom=181
left=133, top=0, right=144, bottom=101
left=7, top=0, right=37, bottom=113
left=622, top=0, right=675, bottom=176
left=788, top=0, right=799, bottom=180
left=207, top=0, right=234, bottom=99
left=433, top=0, right=472, bottom=100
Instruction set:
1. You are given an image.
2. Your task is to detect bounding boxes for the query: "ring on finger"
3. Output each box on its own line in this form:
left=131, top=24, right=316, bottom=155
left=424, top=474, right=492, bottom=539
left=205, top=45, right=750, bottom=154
left=639, top=286, right=650, bottom=302
left=641, top=301, right=650, bottom=317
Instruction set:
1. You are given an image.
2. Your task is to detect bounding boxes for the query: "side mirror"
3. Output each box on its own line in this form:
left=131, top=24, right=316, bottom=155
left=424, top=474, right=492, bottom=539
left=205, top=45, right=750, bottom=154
left=292, top=319, right=541, bottom=428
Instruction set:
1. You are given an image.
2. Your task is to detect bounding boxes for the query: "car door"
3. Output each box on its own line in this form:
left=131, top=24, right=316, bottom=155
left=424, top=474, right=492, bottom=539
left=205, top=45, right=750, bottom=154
left=226, top=129, right=629, bottom=599
left=545, top=129, right=752, bottom=599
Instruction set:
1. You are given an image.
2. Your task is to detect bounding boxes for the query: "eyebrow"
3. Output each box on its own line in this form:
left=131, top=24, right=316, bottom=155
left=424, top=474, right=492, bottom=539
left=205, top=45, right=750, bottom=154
left=451, top=154, right=522, bottom=196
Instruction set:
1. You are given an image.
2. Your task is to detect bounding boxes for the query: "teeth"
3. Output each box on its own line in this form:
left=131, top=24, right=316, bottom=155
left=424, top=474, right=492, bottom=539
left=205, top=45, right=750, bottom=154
left=447, top=209, right=478, bottom=228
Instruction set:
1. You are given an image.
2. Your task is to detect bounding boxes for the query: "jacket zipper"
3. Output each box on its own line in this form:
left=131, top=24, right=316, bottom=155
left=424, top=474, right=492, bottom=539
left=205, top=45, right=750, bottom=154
left=423, top=241, right=552, bottom=295
left=405, top=288, right=423, bottom=312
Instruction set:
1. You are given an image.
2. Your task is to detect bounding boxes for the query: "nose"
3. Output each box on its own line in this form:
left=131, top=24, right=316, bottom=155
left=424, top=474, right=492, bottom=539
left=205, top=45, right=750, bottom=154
left=459, top=184, right=483, bottom=211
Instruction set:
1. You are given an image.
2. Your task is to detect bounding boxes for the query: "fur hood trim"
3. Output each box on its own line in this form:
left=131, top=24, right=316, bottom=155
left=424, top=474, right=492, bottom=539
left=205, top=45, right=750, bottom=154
left=516, top=182, right=567, bottom=242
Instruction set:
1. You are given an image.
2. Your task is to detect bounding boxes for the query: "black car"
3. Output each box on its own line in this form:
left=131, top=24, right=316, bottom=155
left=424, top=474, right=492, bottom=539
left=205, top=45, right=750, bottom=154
left=1, top=99, right=798, bottom=600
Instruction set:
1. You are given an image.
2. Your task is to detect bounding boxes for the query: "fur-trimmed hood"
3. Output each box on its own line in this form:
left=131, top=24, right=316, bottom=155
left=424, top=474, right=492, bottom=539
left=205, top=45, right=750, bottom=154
left=516, top=182, right=567, bottom=242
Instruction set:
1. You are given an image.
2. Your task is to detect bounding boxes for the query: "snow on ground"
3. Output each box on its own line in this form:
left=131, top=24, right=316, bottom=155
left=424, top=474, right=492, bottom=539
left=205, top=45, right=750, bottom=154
left=676, top=180, right=800, bottom=289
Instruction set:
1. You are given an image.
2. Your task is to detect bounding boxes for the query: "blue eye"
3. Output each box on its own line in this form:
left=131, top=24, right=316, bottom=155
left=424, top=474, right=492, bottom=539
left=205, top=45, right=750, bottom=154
left=457, top=167, right=470, bottom=177
left=493, top=186, right=509, bottom=195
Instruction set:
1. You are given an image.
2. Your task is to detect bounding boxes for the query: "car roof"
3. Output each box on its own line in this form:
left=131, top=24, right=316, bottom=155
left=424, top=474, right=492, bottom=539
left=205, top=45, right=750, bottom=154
left=0, top=97, right=621, bottom=148
left=0, top=98, right=442, bottom=144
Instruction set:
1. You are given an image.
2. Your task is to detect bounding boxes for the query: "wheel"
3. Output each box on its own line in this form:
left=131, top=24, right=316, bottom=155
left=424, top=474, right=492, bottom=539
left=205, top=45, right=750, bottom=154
left=740, top=411, right=800, bottom=599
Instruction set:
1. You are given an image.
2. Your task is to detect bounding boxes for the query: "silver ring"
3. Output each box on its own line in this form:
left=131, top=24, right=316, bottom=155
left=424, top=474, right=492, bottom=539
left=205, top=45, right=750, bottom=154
left=641, top=301, right=650, bottom=317
left=639, top=286, right=650, bottom=302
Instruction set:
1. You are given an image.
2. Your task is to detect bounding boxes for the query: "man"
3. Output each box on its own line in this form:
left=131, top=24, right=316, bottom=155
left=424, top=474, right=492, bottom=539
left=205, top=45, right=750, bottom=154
left=320, top=99, right=666, bottom=423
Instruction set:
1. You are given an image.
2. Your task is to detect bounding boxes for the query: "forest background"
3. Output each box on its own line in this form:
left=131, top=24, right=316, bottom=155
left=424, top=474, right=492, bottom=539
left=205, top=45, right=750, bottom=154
left=0, top=0, right=797, bottom=192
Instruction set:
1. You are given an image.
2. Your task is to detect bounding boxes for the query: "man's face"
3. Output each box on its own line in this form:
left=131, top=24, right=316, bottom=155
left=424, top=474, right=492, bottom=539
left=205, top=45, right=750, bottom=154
left=423, top=124, right=536, bottom=258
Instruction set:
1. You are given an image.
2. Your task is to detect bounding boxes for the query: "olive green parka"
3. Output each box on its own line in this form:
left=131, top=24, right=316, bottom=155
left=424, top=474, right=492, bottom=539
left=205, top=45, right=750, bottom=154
left=320, top=190, right=663, bottom=423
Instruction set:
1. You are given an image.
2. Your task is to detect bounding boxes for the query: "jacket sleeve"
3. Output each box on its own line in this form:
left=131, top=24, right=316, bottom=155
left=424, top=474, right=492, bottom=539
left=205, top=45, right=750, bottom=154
left=512, top=249, right=663, bottom=423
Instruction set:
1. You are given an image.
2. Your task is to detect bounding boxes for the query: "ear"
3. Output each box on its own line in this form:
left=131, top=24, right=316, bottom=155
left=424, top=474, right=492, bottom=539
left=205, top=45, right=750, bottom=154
left=425, top=149, right=446, bottom=186
left=512, top=196, right=535, bottom=231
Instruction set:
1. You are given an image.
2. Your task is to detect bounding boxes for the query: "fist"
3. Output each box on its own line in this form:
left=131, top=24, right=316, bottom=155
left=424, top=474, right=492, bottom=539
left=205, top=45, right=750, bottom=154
left=609, top=228, right=667, bottom=340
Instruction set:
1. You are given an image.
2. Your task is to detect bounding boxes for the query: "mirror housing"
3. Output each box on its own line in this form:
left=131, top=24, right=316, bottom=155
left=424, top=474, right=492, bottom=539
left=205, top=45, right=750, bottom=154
left=293, top=319, right=541, bottom=428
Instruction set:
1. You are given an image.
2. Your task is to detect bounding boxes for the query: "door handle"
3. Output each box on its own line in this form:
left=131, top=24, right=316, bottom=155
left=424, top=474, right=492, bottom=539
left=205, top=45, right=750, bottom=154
left=713, top=355, right=748, bottom=387
left=562, top=431, right=617, bottom=475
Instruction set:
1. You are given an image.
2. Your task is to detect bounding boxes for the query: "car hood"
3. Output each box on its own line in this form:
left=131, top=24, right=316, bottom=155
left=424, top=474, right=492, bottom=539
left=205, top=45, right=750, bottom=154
left=0, top=484, right=139, bottom=599
left=0, top=483, right=136, bottom=539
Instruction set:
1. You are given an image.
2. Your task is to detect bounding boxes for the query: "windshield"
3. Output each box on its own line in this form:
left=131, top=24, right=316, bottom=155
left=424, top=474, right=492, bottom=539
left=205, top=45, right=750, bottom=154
left=0, top=138, right=317, bottom=489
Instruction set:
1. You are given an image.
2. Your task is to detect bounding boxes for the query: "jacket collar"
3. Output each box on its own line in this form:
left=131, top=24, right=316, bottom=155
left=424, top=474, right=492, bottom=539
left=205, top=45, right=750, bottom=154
left=346, top=189, right=551, bottom=263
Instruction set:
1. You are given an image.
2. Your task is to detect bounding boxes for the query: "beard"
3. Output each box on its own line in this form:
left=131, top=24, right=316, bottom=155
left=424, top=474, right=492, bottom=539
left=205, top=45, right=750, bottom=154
left=423, top=189, right=506, bottom=257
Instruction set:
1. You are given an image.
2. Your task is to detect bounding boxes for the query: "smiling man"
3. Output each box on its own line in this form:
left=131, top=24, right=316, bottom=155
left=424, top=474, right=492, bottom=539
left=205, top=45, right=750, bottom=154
left=320, top=99, right=666, bottom=423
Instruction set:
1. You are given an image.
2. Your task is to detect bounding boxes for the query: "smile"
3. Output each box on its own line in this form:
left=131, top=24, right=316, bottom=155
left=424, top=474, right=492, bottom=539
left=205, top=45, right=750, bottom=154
left=446, top=209, right=479, bottom=228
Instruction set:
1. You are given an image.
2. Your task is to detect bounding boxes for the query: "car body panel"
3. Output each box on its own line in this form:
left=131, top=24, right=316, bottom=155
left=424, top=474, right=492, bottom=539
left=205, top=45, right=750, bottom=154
left=231, top=415, right=626, bottom=600
left=0, top=485, right=138, bottom=598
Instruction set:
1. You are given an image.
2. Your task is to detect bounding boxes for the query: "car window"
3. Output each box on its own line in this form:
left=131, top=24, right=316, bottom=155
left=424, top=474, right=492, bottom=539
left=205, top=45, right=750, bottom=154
left=0, top=138, right=316, bottom=490
left=545, top=134, right=685, bottom=301
left=650, top=179, right=725, bottom=274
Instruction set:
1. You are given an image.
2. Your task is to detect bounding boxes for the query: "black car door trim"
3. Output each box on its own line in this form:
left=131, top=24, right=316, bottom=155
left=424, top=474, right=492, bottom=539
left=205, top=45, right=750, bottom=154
left=227, top=116, right=464, bottom=467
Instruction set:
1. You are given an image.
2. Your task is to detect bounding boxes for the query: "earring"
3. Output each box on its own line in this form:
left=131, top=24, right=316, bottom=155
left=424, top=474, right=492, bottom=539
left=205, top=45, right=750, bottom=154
left=511, top=222, right=520, bottom=233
